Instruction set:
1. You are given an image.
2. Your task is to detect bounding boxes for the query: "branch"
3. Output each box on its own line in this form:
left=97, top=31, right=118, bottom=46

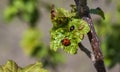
left=74, top=0, right=106, bottom=72
left=74, top=0, right=89, bottom=17
left=78, top=43, right=95, bottom=62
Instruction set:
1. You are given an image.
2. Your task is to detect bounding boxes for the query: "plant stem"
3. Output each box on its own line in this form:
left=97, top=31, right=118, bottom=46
left=74, top=0, right=106, bottom=72
left=78, top=43, right=95, bottom=62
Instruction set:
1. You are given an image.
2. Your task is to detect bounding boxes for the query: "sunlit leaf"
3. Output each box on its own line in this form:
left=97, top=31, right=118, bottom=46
left=0, top=60, right=48, bottom=72
left=50, top=8, right=90, bottom=54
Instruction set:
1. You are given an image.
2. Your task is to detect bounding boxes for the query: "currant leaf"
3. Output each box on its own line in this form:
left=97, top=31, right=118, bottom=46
left=50, top=8, right=90, bottom=54
left=0, top=60, right=48, bottom=72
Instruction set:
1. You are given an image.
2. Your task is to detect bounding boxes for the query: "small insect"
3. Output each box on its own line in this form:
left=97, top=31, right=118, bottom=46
left=70, top=26, right=75, bottom=31
left=78, top=25, right=84, bottom=30
left=61, top=38, right=71, bottom=46
left=51, top=5, right=56, bottom=19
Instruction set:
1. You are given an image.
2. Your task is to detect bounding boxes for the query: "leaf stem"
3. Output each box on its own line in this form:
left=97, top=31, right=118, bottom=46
left=78, top=43, right=95, bottom=62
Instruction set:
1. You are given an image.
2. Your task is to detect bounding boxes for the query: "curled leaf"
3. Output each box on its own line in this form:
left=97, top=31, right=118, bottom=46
left=90, top=7, right=105, bottom=19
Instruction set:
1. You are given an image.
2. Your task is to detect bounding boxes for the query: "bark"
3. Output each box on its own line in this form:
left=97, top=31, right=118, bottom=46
left=74, top=0, right=106, bottom=72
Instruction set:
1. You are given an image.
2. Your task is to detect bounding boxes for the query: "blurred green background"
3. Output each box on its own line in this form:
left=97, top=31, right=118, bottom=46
left=0, top=0, right=120, bottom=72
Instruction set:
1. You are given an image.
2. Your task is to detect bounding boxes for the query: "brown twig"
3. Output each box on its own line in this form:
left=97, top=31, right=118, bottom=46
left=78, top=43, right=95, bottom=62
left=74, top=0, right=106, bottom=72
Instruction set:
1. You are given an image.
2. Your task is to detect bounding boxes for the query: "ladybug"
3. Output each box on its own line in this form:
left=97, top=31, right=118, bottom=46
left=70, top=25, right=75, bottom=31
left=61, top=38, right=71, bottom=46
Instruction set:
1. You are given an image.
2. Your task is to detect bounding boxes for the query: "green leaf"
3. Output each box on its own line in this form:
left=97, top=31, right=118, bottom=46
left=31, top=44, right=48, bottom=58
left=90, top=7, right=105, bottom=19
left=4, top=0, right=39, bottom=25
left=50, top=51, right=65, bottom=64
left=13, top=0, right=25, bottom=10
left=50, top=8, right=90, bottom=54
left=23, top=62, right=48, bottom=72
left=2, top=60, right=19, bottom=72
left=4, top=6, right=18, bottom=22
left=25, top=1, right=35, bottom=13
left=20, top=28, right=41, bottom=55
left=0, top=60, right=48, bottom=72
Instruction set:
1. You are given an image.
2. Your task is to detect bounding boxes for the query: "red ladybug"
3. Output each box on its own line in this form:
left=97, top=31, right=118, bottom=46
left=61, top=38, right=71, bottom=46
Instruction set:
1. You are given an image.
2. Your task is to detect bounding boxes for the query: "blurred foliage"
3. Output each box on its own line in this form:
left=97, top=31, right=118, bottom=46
left=21, top=28, right=42, bottom=55
left=90, top=7, right=105, bottom=19
left=50, top=8, right=90, bottom=54
left=4, top=0, right=52, bottom=26
left=105, top=0, right=112, bottom=5
left=4, top=0, right=65, bottom=69
left=4, top=0, right=39, bottom=26
left=4, top=0, right=120, bottom=70
left=0, top=60, right=48, bottom=72
left=20, top=28, right=65, bottom=67
left=94, top=1, right=120, bottom=68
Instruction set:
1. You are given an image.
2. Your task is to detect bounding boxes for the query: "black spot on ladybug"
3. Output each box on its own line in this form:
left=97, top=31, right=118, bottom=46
left=70, top=26, right=75, bottom=31
left=61, top=38, right=71, bottom=46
